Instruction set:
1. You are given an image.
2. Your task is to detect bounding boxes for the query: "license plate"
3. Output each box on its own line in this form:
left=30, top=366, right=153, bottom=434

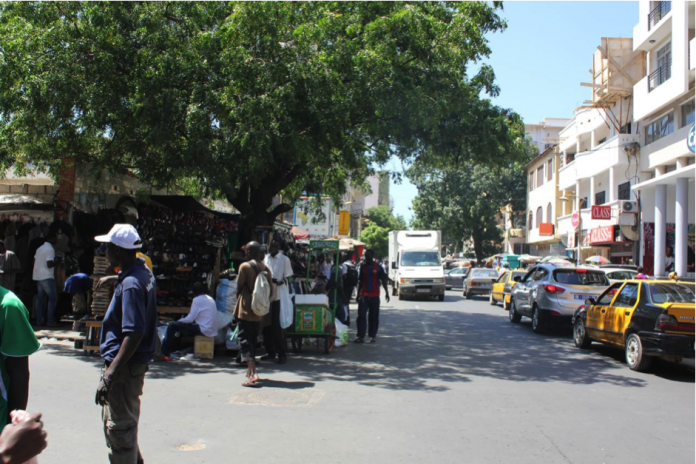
left=574, top=294, right=589, bottom=300
left=417, top=289, right=430, bottom=293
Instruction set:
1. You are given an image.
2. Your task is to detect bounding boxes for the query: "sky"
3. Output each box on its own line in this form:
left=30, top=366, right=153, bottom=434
left=390, top=1, right=639, bottom=223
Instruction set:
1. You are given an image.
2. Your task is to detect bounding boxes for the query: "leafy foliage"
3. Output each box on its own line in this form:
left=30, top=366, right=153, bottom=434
left=360, top=222, right=390, bottom=258
left=365, top=205, right=407, bottom=231
left=0, top=2, right=513, bottom=227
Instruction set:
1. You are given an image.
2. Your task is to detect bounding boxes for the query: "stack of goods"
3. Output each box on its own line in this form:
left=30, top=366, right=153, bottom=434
left=91, top=254, right=111, bottom=315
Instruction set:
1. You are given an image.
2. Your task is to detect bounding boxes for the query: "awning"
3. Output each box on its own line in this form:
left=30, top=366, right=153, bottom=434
left=328, top=237, right=365, bottom=250
left=291, top=226, right=310, bottom=239
left=0, top=194, right=57, bottom=211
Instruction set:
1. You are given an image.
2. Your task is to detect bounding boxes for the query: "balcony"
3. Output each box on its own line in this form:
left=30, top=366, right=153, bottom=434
left=648, top=59, right=671, bottom=92
left=648, top=2, right=671, bottom=31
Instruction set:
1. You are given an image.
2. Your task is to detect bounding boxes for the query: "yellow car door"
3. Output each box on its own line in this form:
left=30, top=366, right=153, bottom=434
left=492, top=272, right=507, bottom=300
left=603, top=282, right=640, bottom=345
left=586, top=282, right=624, bottom=341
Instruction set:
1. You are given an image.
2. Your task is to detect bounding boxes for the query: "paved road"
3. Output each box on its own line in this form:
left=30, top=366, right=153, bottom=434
left=29, top=291, right=694, bottom=463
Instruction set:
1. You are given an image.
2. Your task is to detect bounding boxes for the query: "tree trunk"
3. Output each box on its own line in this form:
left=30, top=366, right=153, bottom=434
left=228, top=188, right=293, bottom=246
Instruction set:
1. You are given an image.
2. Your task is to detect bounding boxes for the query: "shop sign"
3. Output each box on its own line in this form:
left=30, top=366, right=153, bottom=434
left=550, top=244, right=566, bottom=255
left=310, top=240, right=339, bottom=251
left=338, top=210, right=350, bottom=236
left=539, top=223, right=554, bottom=237
left=571, top=212, right=580, bottom=229
left=589, top=225, right=616, bottom=245
left=591, top=205, right=611, bottom=220
left=688, top=124, right=695, bottom=154
left=293, top=196, right=332, bottom=237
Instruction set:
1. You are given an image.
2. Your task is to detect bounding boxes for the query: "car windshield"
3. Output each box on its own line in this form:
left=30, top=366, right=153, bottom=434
left=511, top=271, right=526, bottom=281
left=472, top=269, right=499, bottom=278
left=553, top=269, right=609, bottom=286
left=401, top=251, right=441, bottom=267
left=608, top=271, right=637, bottom=280
left=649, top=283, right=695, bottom=304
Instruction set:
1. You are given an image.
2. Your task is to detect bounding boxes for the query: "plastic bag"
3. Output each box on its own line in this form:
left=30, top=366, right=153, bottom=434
left=334, top=319, right=349, bottom=347
left=226, top=326, right=240, bottom=350
left=279, top=283, right=294, bottom=329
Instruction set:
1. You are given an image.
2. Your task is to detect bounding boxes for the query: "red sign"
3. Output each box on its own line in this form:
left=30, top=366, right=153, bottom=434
left=539, top=223, right=554, bottom=237
left=589, top=225, right=616, bottom=245
left=591, top=205, right=612, bottom=220
left=571, top=213, right=580, bottom=229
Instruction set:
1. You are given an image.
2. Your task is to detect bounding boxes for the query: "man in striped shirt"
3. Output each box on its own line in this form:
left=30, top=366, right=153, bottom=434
left=355, top=249, right=390, bottom=344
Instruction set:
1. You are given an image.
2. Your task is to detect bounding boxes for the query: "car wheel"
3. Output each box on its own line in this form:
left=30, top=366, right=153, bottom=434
left=509, top=299, right=521, bottom=323
left=489, top=293, right=496, bottom=305
left=625, top=333, right=652, bottom=372
left=438, top=294, right=445, bottom=302
left=462, top=287, right=468, bottom=299
left=532, top=306, right=545, bottom=334
left=573, top=318, right=592, bottom=349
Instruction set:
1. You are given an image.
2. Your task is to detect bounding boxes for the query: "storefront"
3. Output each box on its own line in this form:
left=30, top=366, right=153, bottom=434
left=586, top=225, right=635, bottom=265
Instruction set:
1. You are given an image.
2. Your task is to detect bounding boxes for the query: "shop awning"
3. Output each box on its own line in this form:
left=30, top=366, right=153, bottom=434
left=0, top=194, right=56, bottom=211
left=291, top=226, right=310, bottom=239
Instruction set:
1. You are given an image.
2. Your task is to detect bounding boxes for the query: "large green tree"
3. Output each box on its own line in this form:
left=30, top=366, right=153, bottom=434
left=364, top=205, right=407, bottom=231
left=410, top=138, right=535, bottom=262
left=0, top=2, right=516, bottom=229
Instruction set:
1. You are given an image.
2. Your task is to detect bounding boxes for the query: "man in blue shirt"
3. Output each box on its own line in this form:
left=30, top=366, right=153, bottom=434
left=94, top=224, right=157, bottom=464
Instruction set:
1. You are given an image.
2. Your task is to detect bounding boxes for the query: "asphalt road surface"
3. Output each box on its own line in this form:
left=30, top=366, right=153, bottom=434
left=29, top=291, right=694, bottom=463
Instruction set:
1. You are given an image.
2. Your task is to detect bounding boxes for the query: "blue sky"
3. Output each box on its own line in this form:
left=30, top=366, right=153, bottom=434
left=390, top=1, right=638, bottom=223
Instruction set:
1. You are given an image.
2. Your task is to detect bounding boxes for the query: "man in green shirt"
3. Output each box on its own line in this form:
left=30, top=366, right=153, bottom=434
left=0, top=286, right=41, bottom=428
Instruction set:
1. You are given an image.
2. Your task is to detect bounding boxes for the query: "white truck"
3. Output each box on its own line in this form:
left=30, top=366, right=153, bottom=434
left=388, top=230, right=445, bottom=301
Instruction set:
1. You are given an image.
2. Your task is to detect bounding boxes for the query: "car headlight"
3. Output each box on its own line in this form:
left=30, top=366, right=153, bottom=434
left=400, top=278, right=412, bottom=284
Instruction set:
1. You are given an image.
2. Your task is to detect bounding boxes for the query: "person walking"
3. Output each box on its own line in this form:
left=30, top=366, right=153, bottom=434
left=160, top=282, right=218, bottom=359
left=342, top=254, right=358, bottom=305
left=32, top=233, right=59, bottom=327
left=235, top=241, right=273, bottom=387
left=355, top=249, right=390, bottom=344
left=94, top=224, right=157, bottom=464
left=262, top=240, right=293, bottom=364
left=0, top=240, right=21, bottom=292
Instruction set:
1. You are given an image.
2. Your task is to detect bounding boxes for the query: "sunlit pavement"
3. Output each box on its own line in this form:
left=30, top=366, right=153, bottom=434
left=30, top=292, right=694, bottom=463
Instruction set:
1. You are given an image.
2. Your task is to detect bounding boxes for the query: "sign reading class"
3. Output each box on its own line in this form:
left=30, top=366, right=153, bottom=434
left=591, top=205, right=612, bottom=220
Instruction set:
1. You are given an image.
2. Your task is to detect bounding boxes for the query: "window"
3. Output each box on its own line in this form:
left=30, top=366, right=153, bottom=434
left=528, top=211, right=533, bottom=229
left=645, top=111, right=674, bottom=145
left=597, top=283, right=623, bottom=305
left=581, top=197, right=588, bottom=209
left=649, top=283, right=695, bottom=304
left=553, top=270, right=609, bottom=286
left=528, top=172, right=535, bottom=191
left=618, top=181, right=631, bottom=201
left=532, top=268, right=548, bottom=281
left=614, top=283, right=639, bottom=308
left=547, top=159, right=553, bottom=181
left=595, top=191, right=606, bottom=205
left=513, top=243, right=523, bottom=255
left=547, top=203, right=552, bottom=223
left=536, top=207, right=542, bottom=228
left=681, top=99, right=695, bottom=128
left=536, top=167, right=544, bottom=187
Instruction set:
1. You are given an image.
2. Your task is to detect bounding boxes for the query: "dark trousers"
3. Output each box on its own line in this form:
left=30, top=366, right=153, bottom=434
left=161, top=321, right=202, bottom=356
left=102, top=362, right=148, bottom=464
left=343, top=282, right=355, bottom=304
left=263, top=300, right=286, bottom=358
left=238, top=319, right=259, bottom=362
left=357, top=296, right=381, bottom=339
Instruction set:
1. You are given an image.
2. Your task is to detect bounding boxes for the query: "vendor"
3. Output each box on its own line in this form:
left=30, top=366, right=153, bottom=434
left=327, top=253, right=349, bottom=325
left=64, top=271, right=93, bottom=319
left=160, top=282, right=218, bottom=359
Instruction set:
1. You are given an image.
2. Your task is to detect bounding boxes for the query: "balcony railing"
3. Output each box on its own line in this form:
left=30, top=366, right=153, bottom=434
left=648, top=1, right=671, bottom=31
left=648, top=59, right=671, bottom=92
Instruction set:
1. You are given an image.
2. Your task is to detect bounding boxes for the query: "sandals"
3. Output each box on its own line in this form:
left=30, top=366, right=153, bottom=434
left=242, top=376, right=262, bottom=388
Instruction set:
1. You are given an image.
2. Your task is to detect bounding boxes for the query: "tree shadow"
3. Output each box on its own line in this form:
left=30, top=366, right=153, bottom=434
left=257, top=379, right=315, bottom=389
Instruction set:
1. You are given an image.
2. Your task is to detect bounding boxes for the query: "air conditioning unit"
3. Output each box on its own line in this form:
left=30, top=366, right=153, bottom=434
left=618, top=200, right=638, bottom=214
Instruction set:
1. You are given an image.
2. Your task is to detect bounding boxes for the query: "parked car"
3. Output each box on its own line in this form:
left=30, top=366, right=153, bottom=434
left=445, top=267, right=469, bottom=289
left=462, top=268, right=499, bottom=299
left=601, top=267, right=638, bottom=283
left=509, top=264, right=610, bottom=333
left=573, top=280, right=695, bottom=372
left=490, top=270, right=527, bottom=310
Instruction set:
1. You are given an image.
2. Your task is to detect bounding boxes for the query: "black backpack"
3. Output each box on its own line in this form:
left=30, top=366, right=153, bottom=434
left=346, top=265, right=359, bottom=287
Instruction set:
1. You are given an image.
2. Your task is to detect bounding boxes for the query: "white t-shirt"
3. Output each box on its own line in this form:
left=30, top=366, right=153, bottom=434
left=264, top=252, right=294, bottom=302
left=33, top=242, right=55, bottom=281
left=179, top=294, right=218, bottom=337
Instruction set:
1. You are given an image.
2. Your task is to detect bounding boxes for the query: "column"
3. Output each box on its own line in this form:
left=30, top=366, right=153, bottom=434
left=576, top=138, right=581, bottom=154
left=589, top=177, right=595, bottom=207
left=590, top=131, right=596, bottom=149
left=654, top=185, right=667, bottom=277
left=562, top=190, right=567, bottom=216
left=675, top=178, right=688, bottom=277
left=575, top=182, right=581, bottom=211
left=609, top=167, right=616, bottom=203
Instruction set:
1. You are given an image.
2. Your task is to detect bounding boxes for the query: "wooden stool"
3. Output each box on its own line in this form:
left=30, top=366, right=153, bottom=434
left=84, top=321, right=103, bottom=354
left=194, top=336, right=214, bottom=360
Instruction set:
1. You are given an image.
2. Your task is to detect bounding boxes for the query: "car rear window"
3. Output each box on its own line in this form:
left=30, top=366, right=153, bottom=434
left=649, top=283, right=695, bottom=304
left=472, top=270, right=499, bottom=278
left=607, top=271, right=637, bottom=280
left=553, top=270, right=609, bottom=286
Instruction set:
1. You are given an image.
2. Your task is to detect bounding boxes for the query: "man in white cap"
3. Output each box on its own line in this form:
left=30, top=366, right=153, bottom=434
left=93, top=224, right=157, bottom=464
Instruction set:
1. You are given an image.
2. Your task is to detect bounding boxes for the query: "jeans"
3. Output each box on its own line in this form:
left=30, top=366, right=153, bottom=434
left=35, top=278, right=58, bottom=326
left=161, top=321, right=202, bottom=356
left=102, top=362, right=148, bottom=464
left=262, top=300, right=286, bottom=358
left=357, top=296, right=381, bottom=339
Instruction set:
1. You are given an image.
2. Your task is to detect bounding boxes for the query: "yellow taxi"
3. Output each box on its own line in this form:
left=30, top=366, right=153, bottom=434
left=489, top=269, right=527, bottom=310
left=573, top=280, right=695, bottom=372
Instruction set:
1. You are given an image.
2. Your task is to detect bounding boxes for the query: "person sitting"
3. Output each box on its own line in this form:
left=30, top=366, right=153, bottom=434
left=160, top=282, right=218, bottom=360
left=63, top=271, right=93, bottom=319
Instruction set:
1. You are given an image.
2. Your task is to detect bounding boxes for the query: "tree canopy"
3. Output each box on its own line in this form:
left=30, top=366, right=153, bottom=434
left=0, top=1, right=519, bottom=228
left=364, top=205, right=407, bottom=231
left=360, top=205, right=406, bottom=257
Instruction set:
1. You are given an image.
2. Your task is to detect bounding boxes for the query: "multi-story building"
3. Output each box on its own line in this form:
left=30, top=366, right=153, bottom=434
left=525, top=118, right=571, bottom=154
left=630, top=0, right=695, bottom=277
left=555, top=38, right=647, bottom=264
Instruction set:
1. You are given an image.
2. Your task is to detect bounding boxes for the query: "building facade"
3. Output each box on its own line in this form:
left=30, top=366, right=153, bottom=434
left=525, top=118, right=571, bottom=154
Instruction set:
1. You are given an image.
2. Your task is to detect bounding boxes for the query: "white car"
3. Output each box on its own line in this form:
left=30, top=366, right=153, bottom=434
left=601, top=267, right=638, bottom=283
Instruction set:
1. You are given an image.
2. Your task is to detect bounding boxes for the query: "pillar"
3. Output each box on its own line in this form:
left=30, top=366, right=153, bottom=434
left=575, top=182, right=581, bottom=211
left=675, top=178, right=688, bottom=277
left=654, top=185, right=667, bottom=277
left=590, top=131, right=596, bottom=149
left=562, top=190, right=567, bottom=216
left=589, top=177, right=595, bottom=207
left=609, top=167, right=616, bottom=202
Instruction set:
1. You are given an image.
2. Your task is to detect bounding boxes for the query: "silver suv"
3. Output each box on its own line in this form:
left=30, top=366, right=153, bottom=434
left=509, top=264, right=610, bottom=333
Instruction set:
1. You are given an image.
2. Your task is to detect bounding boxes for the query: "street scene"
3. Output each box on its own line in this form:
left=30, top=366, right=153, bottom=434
left=0, top=1, right=693, bottom=464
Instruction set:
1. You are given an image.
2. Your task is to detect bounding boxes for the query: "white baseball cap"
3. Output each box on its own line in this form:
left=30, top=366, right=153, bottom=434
left=95, top=224, right=143, bottom=250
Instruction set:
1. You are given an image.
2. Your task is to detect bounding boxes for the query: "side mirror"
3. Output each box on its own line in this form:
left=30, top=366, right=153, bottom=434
left=585, top=298, right=596, bottom=307
left=391, top=262, right=398, bottom=270
left=513, top=276, right=521, bottom=282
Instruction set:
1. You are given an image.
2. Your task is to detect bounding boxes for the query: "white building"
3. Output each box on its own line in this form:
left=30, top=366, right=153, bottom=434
left=555, top=37, right=647, bottom=265
left=630, top=0, right=695, bottom=278
left=525, top=146, right=565, bottom=257
left=525, top=118, right=571, bottom=154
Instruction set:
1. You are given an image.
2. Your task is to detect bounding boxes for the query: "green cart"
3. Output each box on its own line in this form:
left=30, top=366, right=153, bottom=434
left=287, top=239, right=340, bottom=354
